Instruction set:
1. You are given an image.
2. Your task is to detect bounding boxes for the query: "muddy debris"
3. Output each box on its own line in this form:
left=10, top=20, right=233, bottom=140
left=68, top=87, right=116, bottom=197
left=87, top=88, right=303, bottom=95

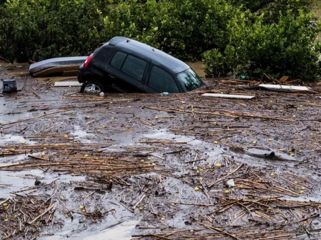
left=0, top=146, right=156, bottom=180
left=1, top=63, right=321, bottom=239
left=0, top=195, right=55, bottom=240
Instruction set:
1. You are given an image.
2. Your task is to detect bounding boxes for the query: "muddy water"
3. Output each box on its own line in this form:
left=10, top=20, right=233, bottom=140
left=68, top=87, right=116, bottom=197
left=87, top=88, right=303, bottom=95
left=71, top=125, right=95, bottom=144
left=1, top=65, right=321, bottom=239
left=0, top=170, right=86, bottom=198
left=0, top=134, right=35, bottom=145
left=78, top=220, right=139, bottom=240
left=0, top=122, right=225, bottom=239
left=1, top=124, right=321, bottom=239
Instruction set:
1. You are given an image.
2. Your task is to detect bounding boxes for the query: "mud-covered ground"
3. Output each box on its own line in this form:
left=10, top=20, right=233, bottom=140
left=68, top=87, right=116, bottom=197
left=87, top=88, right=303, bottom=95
left=1, top=62, right=321, bottom=240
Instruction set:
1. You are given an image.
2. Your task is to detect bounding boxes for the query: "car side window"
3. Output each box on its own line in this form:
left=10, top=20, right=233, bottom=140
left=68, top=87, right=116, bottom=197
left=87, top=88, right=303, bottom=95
left=148, top=66, right=179, bottom=92
left=110, top=51, right=127, bottom=69
left=121, top=55, right=147, bottom=82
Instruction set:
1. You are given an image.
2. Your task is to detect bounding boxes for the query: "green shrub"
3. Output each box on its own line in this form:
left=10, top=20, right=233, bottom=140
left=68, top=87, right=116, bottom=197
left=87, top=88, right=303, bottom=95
left=0, top=0, right=106, bottom=61
left=0, top=0, right=320, bottom=81
left=203, top=49, right=231, bottom=77
left=0, top=0, right=234, bottom=61
left=228, top=0, right=312, bottom=14
left=204, top=9, right=321, bottom=81
left=105, top=0, right=233, bottom=59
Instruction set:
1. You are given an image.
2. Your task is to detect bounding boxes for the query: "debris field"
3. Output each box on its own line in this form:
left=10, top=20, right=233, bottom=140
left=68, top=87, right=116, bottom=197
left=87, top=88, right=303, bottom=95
left=0, top=61, right=321, bottom=239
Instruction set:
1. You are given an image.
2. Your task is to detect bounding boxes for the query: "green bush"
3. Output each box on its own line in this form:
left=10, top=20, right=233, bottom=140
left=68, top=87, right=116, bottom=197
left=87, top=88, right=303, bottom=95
left=203, top=49, right=231, bottom=77
left=106, top=0, right=234, bottom=59
left=0, top=0, right=106, bottom=61
left=0, top=0, right=320, bottom=81
left=204, top=9, right=321, bottom=81
left=0, top=0, right=234, bottom=61
left=228, top=0, right=312, bottom=14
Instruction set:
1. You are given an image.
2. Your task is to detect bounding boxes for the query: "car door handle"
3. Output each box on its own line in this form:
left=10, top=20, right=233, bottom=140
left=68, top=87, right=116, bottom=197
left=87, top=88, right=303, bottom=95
left=108, top=74, right=116, bottom=79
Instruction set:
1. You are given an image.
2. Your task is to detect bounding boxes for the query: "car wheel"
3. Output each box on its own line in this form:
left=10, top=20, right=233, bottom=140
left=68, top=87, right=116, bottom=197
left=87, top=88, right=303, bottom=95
left=80, top=81, right=105, bottom=94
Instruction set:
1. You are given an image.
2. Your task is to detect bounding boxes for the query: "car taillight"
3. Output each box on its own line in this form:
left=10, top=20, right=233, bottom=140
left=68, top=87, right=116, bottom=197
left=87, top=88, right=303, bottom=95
left=83, top=54, right=93, bottom=69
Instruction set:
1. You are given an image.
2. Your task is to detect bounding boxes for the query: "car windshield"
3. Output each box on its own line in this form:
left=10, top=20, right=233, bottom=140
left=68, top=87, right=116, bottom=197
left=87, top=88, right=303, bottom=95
left=176, top=68, right=203, bottom=91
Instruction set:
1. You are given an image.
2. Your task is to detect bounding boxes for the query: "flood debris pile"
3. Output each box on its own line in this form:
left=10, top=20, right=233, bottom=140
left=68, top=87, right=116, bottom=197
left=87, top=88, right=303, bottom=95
left=1, top=63, right=321, bottom=239
left=0, top=196, right=55, bottom=240
left=0, top=144, right=155, bottom=180
left=133, top=159, right=321, bottom=240
left=142, top=81, right=321, bottom=162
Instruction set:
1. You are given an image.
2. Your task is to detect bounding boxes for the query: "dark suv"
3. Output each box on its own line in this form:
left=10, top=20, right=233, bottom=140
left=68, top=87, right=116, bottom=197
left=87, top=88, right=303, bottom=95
left=78, top=36, right=204, bottom=94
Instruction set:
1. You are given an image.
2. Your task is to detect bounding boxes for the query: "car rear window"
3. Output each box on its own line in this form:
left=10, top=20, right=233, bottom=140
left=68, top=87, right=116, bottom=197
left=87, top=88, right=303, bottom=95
left=121, top=55, right=147, bottom=82
left=148, top=66, right=179, bottom=92
left=110, top=51, right=127, bottom=69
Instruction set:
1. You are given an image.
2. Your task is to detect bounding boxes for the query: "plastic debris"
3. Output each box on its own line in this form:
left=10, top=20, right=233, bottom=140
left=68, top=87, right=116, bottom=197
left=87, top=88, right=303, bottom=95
left=226, top=179, right=235, bottom=188
left=29, top=56, right=86, bottom=77
left=2, top=79, right=17, bottom=93
left=54, top=81, right=82, bottom=87
left=202, top=93, right=255, bottom=100
left=259, top=84, right=311, bottom=92
left=215, top=162, right=222, bottom=168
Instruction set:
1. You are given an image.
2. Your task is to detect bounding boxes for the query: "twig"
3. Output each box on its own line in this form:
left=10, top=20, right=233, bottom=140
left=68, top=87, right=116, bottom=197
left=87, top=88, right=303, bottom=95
left=28, top=155, right=49, bottom=161
left=131, top=234, right=170, bottom=240
left=170, top=201, right=216, bottom=207
left=145, top=106, right=293, bottom=121
left=200, top=180, right=213, bottom=205
left=133, top=193, right=146, bottom=209
left=201, top=223, right=240, bottom=240
left=28, top=202, right=56, bottom=225
left=0, top=198, right=10, bottom=206
left=208, top=164, right=244, bottom=188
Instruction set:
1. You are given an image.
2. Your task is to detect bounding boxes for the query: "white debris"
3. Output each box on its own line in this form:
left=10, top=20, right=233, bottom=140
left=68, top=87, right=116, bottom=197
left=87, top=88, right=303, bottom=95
left=259, top=84, right=311, bottom=92
left=54, top=81, right=82, bottom=87
left=202, top=93, right=255, bottom=99
left=226, top=179, right=235, bottom=188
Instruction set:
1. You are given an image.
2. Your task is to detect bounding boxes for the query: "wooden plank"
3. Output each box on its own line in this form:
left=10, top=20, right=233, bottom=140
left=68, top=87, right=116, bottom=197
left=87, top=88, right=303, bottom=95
left=259, top=84, right=311, bottom=92
left=54, top=81, right=82, bottom=87
left=202, top=93, right=255, bottom=100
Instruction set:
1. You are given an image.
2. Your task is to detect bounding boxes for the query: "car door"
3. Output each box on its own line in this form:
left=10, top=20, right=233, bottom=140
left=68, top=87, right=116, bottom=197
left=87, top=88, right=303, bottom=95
left=108, top=51, right=150, bottom=92
left=147, top=65, right=181, bottom=93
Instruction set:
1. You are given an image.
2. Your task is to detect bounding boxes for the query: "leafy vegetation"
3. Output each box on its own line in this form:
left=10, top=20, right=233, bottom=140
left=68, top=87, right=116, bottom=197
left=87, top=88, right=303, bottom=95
left=229, top=0, right=312, bottom=14
left=0, top=0, right=320, bottom=81
left=204, top=9, right=321, bottom=80
left=0, top=0, right=106, bottom=61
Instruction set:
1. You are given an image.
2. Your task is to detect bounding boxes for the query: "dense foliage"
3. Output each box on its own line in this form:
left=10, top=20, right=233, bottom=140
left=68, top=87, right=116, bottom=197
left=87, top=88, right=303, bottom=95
left=0, top=0, right=320, bottom=81
left=229, top=0, right=312, bottom=14
left=0, top=0, right=106, bottom=61
left=204, top=10, right=321, bottom=80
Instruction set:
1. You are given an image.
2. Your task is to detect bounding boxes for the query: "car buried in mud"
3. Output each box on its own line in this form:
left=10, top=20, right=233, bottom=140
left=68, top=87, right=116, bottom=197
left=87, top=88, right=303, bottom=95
left=78, top=36, right=204, bottom=94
